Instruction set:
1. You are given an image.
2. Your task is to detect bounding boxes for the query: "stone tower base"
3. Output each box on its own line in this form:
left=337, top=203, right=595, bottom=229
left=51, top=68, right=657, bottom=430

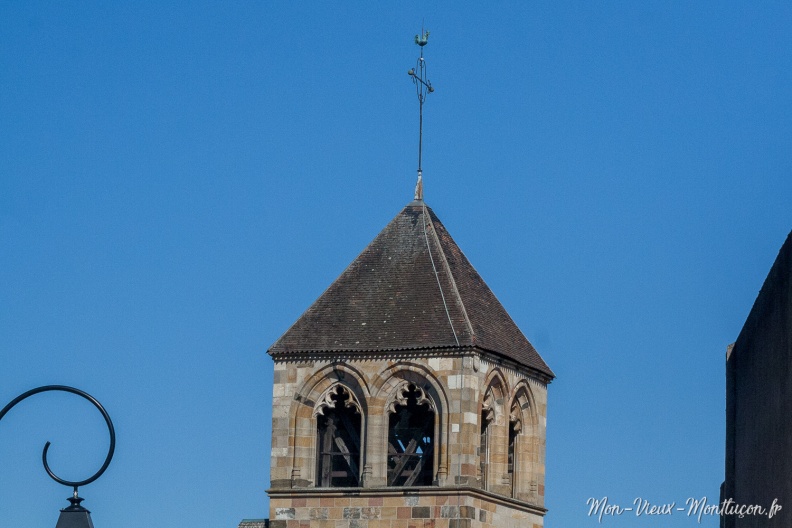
left=268, top=487, right=545, bottom=528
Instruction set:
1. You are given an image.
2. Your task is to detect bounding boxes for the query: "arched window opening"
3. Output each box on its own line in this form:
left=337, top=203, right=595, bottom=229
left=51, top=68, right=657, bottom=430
left=387, top=383, right=434, bottom=486
left=507, top=416, right=520, bottom=496
left=315, top=385, right=362, bottom=487
left=479, top=397, right=495, bottom=489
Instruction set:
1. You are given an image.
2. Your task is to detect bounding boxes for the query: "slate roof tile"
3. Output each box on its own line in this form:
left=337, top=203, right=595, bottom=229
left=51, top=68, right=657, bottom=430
left=269, top=201, right=554, bottom=379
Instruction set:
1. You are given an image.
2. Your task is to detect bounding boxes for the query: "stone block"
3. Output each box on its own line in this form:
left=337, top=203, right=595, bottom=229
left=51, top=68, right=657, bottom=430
left=404, top=493, right=419, bottom=506
left=310, top=508, right=329, bottom=520
left=269, top=479, right=291, bottom=489
left=275, top=508, right=295, bottom=520
left=343, top=507, right=361, bottom=519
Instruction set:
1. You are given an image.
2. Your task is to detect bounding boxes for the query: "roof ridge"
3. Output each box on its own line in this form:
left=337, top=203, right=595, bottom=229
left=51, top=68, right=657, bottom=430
left=420, top=203, right=461, bottom=346
left=423, top=204, right=476, bottom=340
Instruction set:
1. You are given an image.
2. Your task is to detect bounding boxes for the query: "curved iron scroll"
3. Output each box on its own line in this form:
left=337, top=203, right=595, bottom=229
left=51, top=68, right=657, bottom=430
left=0, top=385, right=115, bottom=492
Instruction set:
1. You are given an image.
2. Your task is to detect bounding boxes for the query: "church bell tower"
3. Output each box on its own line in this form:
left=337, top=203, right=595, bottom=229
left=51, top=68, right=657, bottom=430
left=266, top=31, right=554, bottom=528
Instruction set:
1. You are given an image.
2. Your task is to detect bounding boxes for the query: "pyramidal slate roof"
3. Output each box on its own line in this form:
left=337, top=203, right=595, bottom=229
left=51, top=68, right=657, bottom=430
left=269, top=201, right=554, bottom=379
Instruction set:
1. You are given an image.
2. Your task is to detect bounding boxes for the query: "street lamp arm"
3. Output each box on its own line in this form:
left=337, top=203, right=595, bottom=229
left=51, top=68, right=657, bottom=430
left=0, top=385, right=116, bottom=493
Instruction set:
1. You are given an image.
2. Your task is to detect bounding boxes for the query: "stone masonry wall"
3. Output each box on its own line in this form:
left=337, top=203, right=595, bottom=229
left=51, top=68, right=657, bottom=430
left=268, top=349, right=549, bottom=528
left=268, top=489, right=544, bottom=528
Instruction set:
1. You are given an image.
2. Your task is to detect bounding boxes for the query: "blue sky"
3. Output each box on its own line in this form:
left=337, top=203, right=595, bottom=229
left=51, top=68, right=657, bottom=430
left=1, top=2, right=791, bottom=528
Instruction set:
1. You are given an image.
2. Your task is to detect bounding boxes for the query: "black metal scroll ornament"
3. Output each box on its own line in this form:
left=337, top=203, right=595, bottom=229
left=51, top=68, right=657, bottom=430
left=0, top=385, right=115, bottom=526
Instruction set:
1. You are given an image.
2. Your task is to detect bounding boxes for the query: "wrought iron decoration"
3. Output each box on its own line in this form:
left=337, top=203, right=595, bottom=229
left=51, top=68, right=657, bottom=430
left=408, top=28, right=434, bottom=201
left=0, top=385, right=116, bottom=527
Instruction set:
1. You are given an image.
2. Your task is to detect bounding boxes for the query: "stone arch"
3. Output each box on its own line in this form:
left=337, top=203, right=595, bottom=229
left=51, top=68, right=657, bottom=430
left=507, top=379, right=540, bottom=502
left=288, top=362, right=370, bottom=488
left=384, top=382, right=435, bottom=485
left=369, top=362, right=450, bottom=486
left=314, top=384, right=364, bottom=487
left=296, top=362, right=371, bottom=410
left=480, top=368, right=509, bottom=424
left=479, top=368, right=509, bottom=494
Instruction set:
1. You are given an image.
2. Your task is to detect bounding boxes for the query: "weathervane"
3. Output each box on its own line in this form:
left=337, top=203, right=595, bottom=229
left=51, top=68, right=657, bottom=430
left=408, top=29, right=434, bottom=201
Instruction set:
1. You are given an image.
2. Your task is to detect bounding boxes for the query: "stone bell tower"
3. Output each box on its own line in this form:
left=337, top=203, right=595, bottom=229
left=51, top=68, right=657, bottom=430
left=266, top=200, right=554, bottom=528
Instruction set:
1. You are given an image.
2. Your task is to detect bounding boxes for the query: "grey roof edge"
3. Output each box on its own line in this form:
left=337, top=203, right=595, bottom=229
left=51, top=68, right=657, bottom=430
left=268, top=344, right=554, bottom=383
left=268, top=343, right=467, bottom=356
left=425, top=205, right=554, bottom=378
left=266, top=212, right=398, bottom=353
left=266, top=202, right=440, bottom=353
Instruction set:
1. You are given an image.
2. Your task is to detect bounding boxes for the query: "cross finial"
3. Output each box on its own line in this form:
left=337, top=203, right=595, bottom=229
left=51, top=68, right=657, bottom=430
left=408, top=29, right=433, bottom=201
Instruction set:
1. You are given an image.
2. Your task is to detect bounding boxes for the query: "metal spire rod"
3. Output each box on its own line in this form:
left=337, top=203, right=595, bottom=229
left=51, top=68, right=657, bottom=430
left=408, top=29, right=433, bottom=201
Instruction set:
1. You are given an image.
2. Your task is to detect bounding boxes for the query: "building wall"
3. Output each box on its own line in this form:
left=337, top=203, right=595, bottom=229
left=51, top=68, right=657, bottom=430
left=267, top=349, right=549, bottom=528
left=268, top=488, right=544, bottom=528
left=723, top=232, right=792, bottom=528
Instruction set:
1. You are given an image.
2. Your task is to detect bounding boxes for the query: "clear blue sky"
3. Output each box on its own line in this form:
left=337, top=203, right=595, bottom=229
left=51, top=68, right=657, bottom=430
left=1, top=2, right=791, bottom=528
